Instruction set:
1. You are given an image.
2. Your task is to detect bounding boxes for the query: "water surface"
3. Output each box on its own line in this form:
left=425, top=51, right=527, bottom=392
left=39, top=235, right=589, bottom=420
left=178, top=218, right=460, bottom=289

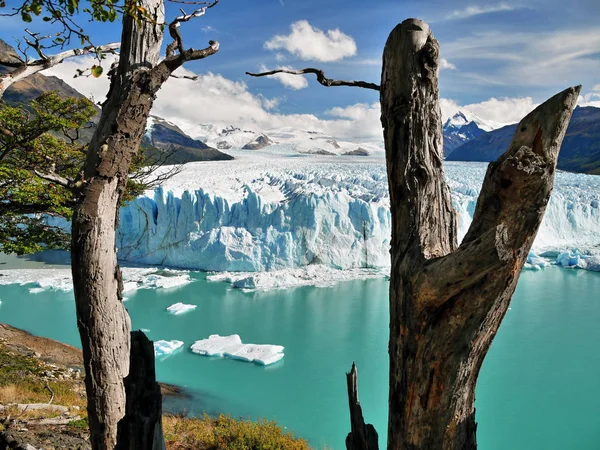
left=0, top=267, right=598, bottom=449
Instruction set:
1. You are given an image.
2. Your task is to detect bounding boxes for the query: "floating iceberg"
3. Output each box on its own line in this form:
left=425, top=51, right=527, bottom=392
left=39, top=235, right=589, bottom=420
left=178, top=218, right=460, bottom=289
left=154, top=340, right=184, bottom=357
left=166, top=302, right=197, bottom=315
left=208, top=265, right=386, bottom=291
left=190, top=334, right=284, bottom=366
left=0, top=267, right=195, bottom=294
left=555, top=250, right=600, bottom=271
left=523, top=252, right=552, bottom=271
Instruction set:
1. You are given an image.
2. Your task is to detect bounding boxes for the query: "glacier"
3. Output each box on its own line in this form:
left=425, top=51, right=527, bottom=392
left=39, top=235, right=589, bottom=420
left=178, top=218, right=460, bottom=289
left=115, top=151, right=600, bottom=286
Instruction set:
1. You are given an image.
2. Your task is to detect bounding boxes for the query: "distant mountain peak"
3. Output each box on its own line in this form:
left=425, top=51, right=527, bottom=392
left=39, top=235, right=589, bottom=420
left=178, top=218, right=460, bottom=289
left=444, top=110, right=504, bottom=133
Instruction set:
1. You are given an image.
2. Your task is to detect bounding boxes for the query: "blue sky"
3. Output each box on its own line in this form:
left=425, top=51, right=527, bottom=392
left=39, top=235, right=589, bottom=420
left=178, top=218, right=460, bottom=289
left=1, top=0, right=599, bottom=138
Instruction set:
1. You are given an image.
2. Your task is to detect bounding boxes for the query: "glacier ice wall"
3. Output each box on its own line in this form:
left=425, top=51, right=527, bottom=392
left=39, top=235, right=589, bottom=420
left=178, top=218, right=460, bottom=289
left=116, top=161, right=600, bottom=272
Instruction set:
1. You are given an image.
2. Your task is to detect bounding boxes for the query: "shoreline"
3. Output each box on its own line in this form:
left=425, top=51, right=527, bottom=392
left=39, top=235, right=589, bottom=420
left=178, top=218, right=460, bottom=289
left=0, top=322, right=190, bottom=401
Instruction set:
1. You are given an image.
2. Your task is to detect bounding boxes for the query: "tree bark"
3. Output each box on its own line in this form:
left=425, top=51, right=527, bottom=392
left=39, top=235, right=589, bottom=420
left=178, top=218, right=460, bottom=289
left=70, top=1, right=219, bottom=448
left=116, top=331, right=166, bottom=450
left=70, top=1, right=165, bottom=449
left=346, top=363, right=379, bottom=450
left=381, top=18, right=580, bottom=450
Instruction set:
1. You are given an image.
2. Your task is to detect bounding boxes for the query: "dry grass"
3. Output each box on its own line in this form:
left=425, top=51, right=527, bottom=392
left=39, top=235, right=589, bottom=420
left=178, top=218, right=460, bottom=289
left=163, top=413, right=310, bottom=450
left=0, top=344, right=86, bottom=411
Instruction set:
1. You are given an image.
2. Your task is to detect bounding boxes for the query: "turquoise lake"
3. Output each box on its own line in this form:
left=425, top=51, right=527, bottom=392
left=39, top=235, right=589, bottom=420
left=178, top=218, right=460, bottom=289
left=0, top=266, right=599, bottom=449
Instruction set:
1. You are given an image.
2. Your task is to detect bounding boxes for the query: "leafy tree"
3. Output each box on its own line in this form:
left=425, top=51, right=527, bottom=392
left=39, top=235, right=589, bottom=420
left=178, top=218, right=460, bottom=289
left=0, top=92, right=94, bottom=254
left=0, top=91, right=162, bottom=255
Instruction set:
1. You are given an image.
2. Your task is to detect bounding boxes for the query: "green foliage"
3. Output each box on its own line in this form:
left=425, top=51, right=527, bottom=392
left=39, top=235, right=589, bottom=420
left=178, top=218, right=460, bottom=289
left=0, top=92, right=164, bottom=254
left=0, top=92, right=95, bottom=254
left=68, top=417, right=89, bottom=430
left=1, top=0, right=126, bottom=47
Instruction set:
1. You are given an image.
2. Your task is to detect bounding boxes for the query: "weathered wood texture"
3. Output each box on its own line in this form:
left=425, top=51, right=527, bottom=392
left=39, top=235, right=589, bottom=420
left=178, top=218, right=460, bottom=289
left=70, top=1, right=219, bottom=448
left=116, top=331, right=166, bottom=450
left=345, top=363, right=379, bottom=450
left=70, top=1, right=165, bottom=449
left=381, top=18, right=580, bottom=450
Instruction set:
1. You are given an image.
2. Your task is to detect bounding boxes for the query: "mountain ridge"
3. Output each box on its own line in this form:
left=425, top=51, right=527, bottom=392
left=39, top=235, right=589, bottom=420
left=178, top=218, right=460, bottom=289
left=447, top=106, right=600, bottom=175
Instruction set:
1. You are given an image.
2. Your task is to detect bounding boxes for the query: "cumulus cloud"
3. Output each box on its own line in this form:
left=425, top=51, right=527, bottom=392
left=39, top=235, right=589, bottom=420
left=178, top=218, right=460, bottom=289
left=440, top=96, right=537, bottom=126
left=44, top=56, right=381, bottom=140
left=257, top=65, right=308, bottom=90
left=265, top=20, right=357, bottom=62
left=46, top=54, right=597, bottom=143
left=440, top=58, right=457, bottom=70
left=578, top=92, right=600, bottom=108
left=446, top=3, right=518, bottom=20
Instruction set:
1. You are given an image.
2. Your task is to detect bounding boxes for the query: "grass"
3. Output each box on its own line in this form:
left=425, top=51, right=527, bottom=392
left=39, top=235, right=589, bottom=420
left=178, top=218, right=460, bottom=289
left=0, top=344, right=312, bottom=449
left=163, top=413, right=310, bottom=450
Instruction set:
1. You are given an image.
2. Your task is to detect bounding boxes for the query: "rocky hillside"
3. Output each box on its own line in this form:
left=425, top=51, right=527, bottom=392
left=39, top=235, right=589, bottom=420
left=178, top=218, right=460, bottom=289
left=144, top=116, right=234, bottom=164
left=447, top=106, right=600, bottom=175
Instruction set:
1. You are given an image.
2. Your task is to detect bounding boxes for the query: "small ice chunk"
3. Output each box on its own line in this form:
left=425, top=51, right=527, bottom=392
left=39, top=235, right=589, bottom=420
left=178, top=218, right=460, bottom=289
left=154, top=340, right=184, bottom=356
left=122, top=281, right=139, bottom=293
left=190, top=334, right=284, bottom=366
left=166, top=302, right=197, bottom=315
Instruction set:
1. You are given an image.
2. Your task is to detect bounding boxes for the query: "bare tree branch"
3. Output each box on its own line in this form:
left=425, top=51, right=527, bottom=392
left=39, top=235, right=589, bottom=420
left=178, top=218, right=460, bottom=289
left=33, top=169, right=77, bottom=190
left=0, top=42, right=120, bottom=99
left=170, top=73, right=198, bottom=80
left=165, top=0, right=219, bottom=58
left=246, top=68, right=380, bottom=91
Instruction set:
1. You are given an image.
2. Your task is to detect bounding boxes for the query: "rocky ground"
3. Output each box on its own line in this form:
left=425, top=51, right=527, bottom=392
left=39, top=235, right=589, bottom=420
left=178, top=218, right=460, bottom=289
left=0, top=324, right=183, bottom=450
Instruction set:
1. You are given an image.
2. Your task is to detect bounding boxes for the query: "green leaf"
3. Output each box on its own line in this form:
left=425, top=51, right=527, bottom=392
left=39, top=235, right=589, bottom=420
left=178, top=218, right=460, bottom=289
left=21, top=11, right=32, bottom=22
left=91, top=65, right=103, bottom=78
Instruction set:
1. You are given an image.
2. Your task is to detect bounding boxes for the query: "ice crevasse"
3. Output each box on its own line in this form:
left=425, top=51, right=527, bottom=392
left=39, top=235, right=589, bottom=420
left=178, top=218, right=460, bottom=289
left=115, top=161, right=600, bottom=274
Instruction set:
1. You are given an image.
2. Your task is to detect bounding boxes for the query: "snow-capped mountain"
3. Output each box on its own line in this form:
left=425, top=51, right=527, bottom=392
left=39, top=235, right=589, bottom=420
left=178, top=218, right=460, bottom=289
left=443, top=111, right=504, bottom=157
left=143, top=116, right=233, bottom=163
left=448, top=106, right=600, bottom=175
left=194, top=123, right=385, bottom=157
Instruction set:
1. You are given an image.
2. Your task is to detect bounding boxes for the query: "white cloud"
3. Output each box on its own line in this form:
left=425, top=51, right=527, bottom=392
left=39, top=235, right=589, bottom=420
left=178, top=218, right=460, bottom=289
left=446, top=3, right=518, bottom=20
left=442, top=28, right=600, bottom=89
left=275, top=53, right=287, bottom=62
left=258, top=64, right=308, bottom=90
left=578, top=92, right=600, bottom=108
left=44, top=56, right=382, bottom=140
left=265, top=20, right=357, bottom=62
left=45, top=55, right=598, bottom=144
left=440, top=58, right=457, bottom=70
left=440, top=96, right=537, bottom=125
left=592, top=84, right=600, bottom=92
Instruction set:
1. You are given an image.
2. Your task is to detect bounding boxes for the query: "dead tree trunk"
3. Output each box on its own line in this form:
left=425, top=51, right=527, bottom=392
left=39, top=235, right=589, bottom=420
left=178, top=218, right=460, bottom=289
left=116, top=331, right=166, bottom=450
left=70, top=1, right=218, bottom=449
left=244, top=18, right=579, bottom=449
left=346, top=363, right=378, bottom=450
left=70, top=2, right=165, bottom=448
left=381, top=19, right=580, bottom=450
